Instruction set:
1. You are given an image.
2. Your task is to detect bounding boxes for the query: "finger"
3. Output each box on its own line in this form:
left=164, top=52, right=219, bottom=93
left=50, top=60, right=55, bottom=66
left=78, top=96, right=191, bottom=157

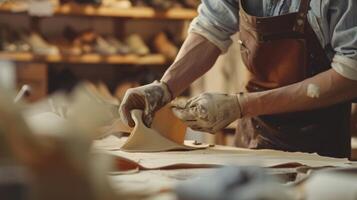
left=119, top=98, right=135, bottom=127
left=119, top=91, right=133, bottom=127
left=187, top=96, right=202, bottom=108
left=119, top=103, right=136, bottom=127
left=171, top=99, right=187, bottom=109
left=188, top=97, right=210, bottom=115
left=143, top=95, right=155, bottom=127
left=143, top=113, right=154, bottom=127
left=186, top=95, right=201, bottom=108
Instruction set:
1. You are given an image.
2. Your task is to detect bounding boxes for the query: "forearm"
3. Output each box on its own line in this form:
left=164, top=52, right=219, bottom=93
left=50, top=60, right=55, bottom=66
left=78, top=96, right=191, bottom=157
left=161, top=33, right=221, bottom=98
left=240, top=69, right=357, bottom=117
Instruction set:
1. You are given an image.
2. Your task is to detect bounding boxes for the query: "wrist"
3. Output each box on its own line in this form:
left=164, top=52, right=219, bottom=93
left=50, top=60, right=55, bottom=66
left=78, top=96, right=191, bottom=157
left=160, top=81, right=174, bottom=102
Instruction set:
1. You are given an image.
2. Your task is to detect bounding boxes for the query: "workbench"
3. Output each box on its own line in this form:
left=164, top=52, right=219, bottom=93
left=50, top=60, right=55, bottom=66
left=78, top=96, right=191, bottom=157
left=94, top=135, right=357, bottom=199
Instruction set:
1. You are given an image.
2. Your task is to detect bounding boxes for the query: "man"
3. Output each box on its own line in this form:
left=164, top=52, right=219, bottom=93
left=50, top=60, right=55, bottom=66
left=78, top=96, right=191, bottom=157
left=119, top=0, right=357, bottom=158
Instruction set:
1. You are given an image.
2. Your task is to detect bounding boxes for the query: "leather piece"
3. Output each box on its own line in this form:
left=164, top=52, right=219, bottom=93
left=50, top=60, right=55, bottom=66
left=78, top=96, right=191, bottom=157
left=120, top=110, right=208, bottom=152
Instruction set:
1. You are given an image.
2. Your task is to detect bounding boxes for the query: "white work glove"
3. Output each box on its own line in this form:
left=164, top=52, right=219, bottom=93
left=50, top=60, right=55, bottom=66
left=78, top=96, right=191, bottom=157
left=172, top=93, right=242, bottom=133
left=119, top=81, right=172, bottom=127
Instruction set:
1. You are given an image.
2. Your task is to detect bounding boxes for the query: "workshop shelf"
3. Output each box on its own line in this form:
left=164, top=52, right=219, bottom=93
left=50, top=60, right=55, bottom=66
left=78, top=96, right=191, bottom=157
left=0, top=2, right=198, bottom=20
left=0, top=52, right=167, bottom=65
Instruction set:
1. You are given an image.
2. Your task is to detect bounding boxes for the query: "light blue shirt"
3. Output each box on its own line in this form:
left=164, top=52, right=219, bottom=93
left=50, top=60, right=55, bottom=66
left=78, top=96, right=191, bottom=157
left=189, top=0, right=357, bottom=80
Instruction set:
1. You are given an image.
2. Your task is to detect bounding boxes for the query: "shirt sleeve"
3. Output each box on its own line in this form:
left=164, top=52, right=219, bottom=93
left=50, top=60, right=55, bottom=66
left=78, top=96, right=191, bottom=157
left=327, top=0, right=357, bottom=80
left=188, top=0, right=239, bottom=53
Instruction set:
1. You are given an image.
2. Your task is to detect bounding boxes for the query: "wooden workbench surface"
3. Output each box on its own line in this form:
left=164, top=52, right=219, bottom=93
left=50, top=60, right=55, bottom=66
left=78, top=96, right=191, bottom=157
left=93, top=135, right=357, bottom=199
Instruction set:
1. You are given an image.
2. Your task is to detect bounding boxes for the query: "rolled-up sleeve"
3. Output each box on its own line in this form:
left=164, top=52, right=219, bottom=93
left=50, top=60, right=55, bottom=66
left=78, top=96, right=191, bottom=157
left=189, top=0, right=239, bottom=53
left=328, top=0, right=357, bottom=80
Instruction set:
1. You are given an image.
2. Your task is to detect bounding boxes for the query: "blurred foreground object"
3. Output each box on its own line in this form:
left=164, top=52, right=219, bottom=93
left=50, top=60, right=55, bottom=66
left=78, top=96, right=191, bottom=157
left=14, top=85, right=32, bottom=103
left=0, top=84, right=129, bottom=200
left=0, top=61, right=16, bottom=90
left=175, top=166, right=295, bottom=200
left=301, top=168, right=357, bottom=200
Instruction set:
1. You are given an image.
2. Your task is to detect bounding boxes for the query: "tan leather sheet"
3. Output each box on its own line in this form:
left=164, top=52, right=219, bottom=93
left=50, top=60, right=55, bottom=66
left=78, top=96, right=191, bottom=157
left=94, top=136, right=352, bottom=170
left=120, top=110, right=208, bottom=152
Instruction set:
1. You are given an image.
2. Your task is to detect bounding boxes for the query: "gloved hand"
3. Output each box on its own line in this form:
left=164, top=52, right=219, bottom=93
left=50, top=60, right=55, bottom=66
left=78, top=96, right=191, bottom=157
left=172, top=93, right=242, bottom=133
left=119, top=81, right=172, bottom=127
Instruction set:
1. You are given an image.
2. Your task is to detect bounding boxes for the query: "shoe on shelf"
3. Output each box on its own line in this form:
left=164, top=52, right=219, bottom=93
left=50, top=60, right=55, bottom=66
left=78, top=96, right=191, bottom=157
left=50, top=38, right=82, bottom=55
left=13, top=40, right=32, bottom=52
left=129, top=0, right=148, bottom=7
left=21, top=31, right=59, bottom=55
left=14, top=27, right=33, bottom=52
left=0, top=24, right=14, bottom=52
left=125, top=34, right=150, bottom=56
left=179, top=0, right=200, bottom=9
left=73, top=29, right=98, bottom=54
left=147, top=0, right=174, bottom=10
left=63, top=26, right=79, bottom=42
left=61, top=26, right=83, bottom=55
left=102, top=0, right=132, bottom=8
left=14, top=28, right=33, bottom=52
left=105, top=36, right=131, bottom=54
left=153, top=32, right=178, bottom=61
left=94, top=36, right=117, bottom=55
left=171, top=0, right=184, bottom=9
left=74, top=0, right=102, bottom=5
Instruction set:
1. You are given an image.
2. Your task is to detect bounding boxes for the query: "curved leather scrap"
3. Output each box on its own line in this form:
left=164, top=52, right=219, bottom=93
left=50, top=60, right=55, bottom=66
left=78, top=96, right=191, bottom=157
left=120, top=110, right=208, bottom=152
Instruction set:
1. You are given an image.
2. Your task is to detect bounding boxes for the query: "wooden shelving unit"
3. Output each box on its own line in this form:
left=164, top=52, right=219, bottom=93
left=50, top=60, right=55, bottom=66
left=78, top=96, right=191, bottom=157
left=0, top=2, right=198, bottom=20
left=0, top=1, right=197, bottom=101
left=0, top=52, right=166, bottom=65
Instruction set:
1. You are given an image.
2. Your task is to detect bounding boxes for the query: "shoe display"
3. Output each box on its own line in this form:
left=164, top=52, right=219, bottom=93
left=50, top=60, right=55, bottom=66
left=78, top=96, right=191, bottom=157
left=21, top=31, right=59, bottom=55
left=171, top=0, right=184, bottom=9
left=13, top=40, right=32, bottom=52
left=129, top=0, right=148, bottom=7
left=136, top=0, right=200, bottom=9
left=50, top=38, right=82, bottom=55
left=153, top=32, right=178, bottom=61
left=94, top=36, right=117, bottom=55
left=0, top=24, right=14, bottom=51
left=148, top=0, right=173, bottom=10
left=179, top=0, right=200, bottom=8
left=125, top=34, right=150, bottom=56
left=74, top=0, right=102, bottom=5
left=0, top=24, right=184, bottom=59
left=54, top=26, right=81, bottom=55
left=13, top=29, right=32, bottom=52
left=105, top=36, right=131, bottom=54
left=63, top=26, right=79, bottom=42
left=0, top=25, right=31, bottom=52
left=73, top=29, right=97, bottom=54
left=102, top=0, right=132, bottom=8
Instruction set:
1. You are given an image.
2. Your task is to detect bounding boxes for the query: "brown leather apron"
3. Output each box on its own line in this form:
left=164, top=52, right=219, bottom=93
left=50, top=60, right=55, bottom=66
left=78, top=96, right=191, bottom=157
left=235, top=0, right=351, bottom=158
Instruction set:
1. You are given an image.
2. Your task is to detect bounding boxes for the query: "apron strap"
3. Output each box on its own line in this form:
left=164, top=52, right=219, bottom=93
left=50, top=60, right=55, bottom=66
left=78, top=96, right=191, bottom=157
left=294, top=0, right=312, bottom=33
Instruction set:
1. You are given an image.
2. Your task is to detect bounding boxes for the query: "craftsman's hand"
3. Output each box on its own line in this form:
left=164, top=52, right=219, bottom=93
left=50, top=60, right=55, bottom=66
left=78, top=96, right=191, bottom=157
left=172, top=93, right=242, bottom=133
left=119, top=81, right=172, bottom=128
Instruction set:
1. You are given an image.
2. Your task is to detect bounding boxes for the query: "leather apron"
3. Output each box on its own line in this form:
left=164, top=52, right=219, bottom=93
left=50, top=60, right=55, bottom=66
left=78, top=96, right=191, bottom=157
left=236, top=0, right=351, bottom=158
